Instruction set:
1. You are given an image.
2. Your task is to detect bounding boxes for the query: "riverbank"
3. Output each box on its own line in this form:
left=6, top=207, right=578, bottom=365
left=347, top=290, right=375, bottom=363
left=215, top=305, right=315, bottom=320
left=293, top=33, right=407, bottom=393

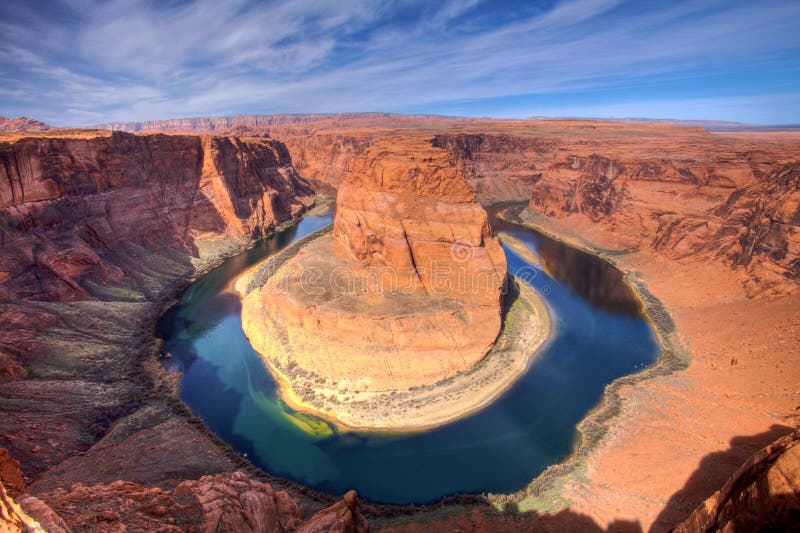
left=236, top=229, right=553, bottom=432
left=490, top=205, right=800, bottom=530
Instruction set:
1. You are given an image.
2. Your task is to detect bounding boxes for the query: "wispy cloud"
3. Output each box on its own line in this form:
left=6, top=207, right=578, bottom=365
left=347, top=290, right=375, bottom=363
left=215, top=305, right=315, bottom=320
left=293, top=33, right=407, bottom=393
left=0, top=0, right=798, bottom=125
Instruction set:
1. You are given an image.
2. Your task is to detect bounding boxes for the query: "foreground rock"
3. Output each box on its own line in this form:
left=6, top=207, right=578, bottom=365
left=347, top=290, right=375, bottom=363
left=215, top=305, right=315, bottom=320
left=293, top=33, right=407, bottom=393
left=243, top=139, right=507, bottom=401
left=1, top=450, right=368, bottom=533
left=673, top=430, right=800, bottom=532
left=1, top=447, right=70, bottom=532
left=297, top=490, right=369, bottom=533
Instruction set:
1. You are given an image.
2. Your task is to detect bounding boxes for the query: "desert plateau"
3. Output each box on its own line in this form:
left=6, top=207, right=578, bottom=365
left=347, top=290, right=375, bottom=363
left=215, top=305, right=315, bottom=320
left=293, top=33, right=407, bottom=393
left=2, top=1, right=800, bottom=532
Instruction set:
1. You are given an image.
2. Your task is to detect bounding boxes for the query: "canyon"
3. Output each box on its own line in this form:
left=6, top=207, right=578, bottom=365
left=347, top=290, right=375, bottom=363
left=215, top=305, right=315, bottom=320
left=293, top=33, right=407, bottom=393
left=0, top=115, right=798, bottom=531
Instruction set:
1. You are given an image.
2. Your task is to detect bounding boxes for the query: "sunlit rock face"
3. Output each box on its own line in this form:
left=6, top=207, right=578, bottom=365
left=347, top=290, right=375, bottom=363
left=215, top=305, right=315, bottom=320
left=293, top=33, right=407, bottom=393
left=0, top=131, right=315, bottom=301
left=333, top=139, right=507, bottom=305
left=242, top=139, right=507, bottom=392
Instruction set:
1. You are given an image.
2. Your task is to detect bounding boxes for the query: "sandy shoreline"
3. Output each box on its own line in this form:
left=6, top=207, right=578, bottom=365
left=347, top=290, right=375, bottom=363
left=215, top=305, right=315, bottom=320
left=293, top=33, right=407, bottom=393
left=495, top=206, right=800, bottom=530
left=235, top=228, right=553, bottom=433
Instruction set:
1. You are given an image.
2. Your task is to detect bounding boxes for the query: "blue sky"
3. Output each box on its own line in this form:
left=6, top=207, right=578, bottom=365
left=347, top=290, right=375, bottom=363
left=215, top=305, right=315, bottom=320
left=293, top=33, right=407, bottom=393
left=1, top=0, right=799, bottom=126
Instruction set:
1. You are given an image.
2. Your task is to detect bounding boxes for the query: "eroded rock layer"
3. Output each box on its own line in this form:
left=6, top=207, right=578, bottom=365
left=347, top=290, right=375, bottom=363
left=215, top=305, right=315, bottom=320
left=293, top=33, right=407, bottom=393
left=333, top=140, right=507, bottom=305
left=0, top=131, right=365, bottom=531
left=242, top=139, right=507, bottom=394
left=0, top=131, right=315, bottom=301
left=524, top=149, right=800, bottom=296
left=1, top=447, right=368, bottom=533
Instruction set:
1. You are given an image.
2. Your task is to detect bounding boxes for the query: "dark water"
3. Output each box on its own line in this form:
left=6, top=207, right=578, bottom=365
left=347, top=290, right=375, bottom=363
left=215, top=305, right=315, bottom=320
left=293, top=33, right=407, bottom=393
left=157, top=209, right=659, bottom=504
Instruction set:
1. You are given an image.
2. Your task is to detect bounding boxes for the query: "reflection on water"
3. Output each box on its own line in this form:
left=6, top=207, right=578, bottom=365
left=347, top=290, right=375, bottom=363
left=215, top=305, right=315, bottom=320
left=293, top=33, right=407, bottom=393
left=157, top=206, right=659, bottom=504
left=490, top=204, right=641, bottom=316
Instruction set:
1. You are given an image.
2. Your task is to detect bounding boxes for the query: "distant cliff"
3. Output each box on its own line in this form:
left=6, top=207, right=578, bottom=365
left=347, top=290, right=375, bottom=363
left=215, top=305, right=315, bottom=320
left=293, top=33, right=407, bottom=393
left=91, top=113, right=481, bottom=193
left=0, top=116, right=52, bottom=133
left=92, top=112, right=476, bottom=133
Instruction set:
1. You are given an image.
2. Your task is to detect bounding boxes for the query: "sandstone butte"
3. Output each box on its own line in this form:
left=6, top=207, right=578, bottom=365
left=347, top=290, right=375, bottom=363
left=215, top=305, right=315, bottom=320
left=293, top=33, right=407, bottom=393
left=241, top=138, right=509, bottom=402
left=2, top=116, right=800, bottom=532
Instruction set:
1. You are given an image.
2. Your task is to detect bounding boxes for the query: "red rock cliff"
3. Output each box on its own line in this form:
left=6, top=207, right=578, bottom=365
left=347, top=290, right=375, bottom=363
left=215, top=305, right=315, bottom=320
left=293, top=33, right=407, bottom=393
left=334, top=139, right=507, bottom=305
left=0, top=131, right=315, bottom=301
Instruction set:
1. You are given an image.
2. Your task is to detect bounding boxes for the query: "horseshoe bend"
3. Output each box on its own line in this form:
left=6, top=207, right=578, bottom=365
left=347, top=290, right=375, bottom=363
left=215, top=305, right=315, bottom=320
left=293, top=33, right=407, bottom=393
left=2, top=3, right=800, bottom=531
left=2, top=116, right=798, bottom=532
left=238, top=139, right=552, bottom=430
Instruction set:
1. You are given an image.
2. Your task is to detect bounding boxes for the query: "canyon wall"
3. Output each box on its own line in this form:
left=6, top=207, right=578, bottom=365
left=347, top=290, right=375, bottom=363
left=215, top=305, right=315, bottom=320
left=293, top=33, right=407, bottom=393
left=431, top=133, right=556, bottom=202
left=0, top=131, right=347, bottom=531
left=516, top=145, right=799, bottom=295
left=1, top=446, right=368, bottom=533
left=280, top=131, right=376, bottom=193
left=673, top=431, right=800, bottom=533
left=429, top=125, right=800, bottom=295
left=0, top=131, right=315, bottom=301
left=92, top=113, right=483, bottom=194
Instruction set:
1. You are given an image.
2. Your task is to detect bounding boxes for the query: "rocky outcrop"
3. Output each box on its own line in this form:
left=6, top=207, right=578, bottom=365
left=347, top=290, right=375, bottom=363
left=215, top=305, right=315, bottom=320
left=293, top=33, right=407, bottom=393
left=4, top=435, right=366, bottom=532
left=0, top=131, right=315, bottom=301
left=710, top=161, right=800, bottom=294
left=32, top=469, right=367, bottom=532
left=673, top=431, right=800, bottom=533
left=0, top=131, right=324, bottom=530
left=1, top=447, right=69, bottom=532
left=242, top=139, right=507, bottom=397
left=0, top=449, right=24, bottom=495
left=298, top=490, right=369, bottom=533
left=431, top=133, right=554, bottom=202
left=525, top=154, right=800, bottom=295
left=0, top=117, right=51, bottom=133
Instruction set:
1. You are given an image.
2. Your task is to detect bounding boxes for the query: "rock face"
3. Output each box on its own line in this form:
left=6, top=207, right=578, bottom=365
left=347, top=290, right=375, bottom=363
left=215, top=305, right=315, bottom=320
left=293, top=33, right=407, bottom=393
left=0, top=131, right=331, bottom=530
left=298, top=490, right=369, bottom=533
left=333, top=140, right=507, bottom=306
left=242, top=139, right=507, bottom=395
left=23, top=467, right=367, bottom=532
left=431, top=133, right=554, bottom=202
left=525, top=150, right=800, bottom=295
left=673, top=431, right=800, bottom=533
left=4, top=438, right=367, bottom=532
left=280, top=132, right=376, bottom=193
left=0, top=131, right=315, bottom=301
left=708, top=161, right=800, bottom=294
left=1, top=447, right=69, bottom=533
